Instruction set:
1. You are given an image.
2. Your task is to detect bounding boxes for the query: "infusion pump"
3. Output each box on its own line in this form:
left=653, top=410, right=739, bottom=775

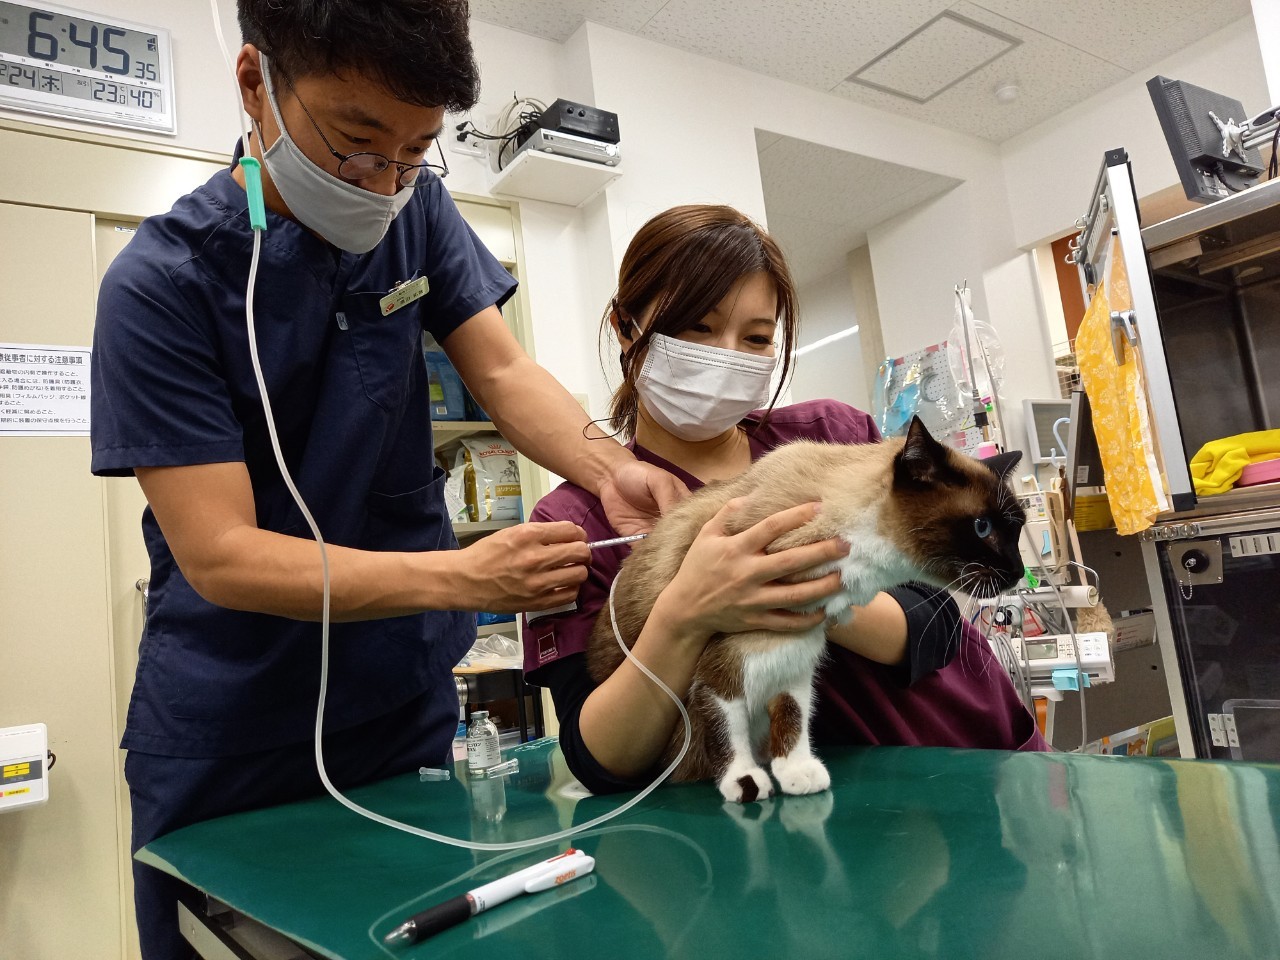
left=1008, top=632, right=1114, bottom=702
left=1017, top=488, right=1068, bottom=575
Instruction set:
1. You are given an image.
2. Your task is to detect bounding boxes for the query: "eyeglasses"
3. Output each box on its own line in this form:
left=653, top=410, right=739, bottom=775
left=284, top=77, right=448, bottom=189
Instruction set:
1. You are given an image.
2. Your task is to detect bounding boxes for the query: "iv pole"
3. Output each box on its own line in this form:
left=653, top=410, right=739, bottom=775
left=955, top=282, right=1006, bottom=446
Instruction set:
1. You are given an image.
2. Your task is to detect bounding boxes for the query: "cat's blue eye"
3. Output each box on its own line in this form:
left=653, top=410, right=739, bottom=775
left=974, top=517, right=993, bottom=538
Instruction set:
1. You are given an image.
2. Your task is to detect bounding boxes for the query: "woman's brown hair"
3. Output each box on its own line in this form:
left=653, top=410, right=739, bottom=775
left=605, top=204, right=799, bottom=437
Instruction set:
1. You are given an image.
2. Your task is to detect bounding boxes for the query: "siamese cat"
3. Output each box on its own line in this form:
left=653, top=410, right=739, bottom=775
left=587, top=416, right=1026, bottom=803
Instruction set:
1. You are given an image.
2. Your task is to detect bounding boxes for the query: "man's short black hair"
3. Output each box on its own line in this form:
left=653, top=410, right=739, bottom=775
left=238, top=0, right=480, bottom=112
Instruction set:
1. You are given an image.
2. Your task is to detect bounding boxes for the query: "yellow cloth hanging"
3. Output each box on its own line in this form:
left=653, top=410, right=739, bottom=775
left=1073, top=241, right=1168, bottom=534
left=1190, top=430, right=1280, bottom=495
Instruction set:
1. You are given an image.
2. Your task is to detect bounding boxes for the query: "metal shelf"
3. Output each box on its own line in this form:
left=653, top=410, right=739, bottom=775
left=476, top=618, right=519, bottom=639
left=432, top=420, right=497, bottom=448
left=453, top=520, right=520, bottom=538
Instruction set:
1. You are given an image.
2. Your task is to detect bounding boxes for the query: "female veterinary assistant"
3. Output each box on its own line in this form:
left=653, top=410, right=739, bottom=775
left=522, top=204, right=1048, bottom=797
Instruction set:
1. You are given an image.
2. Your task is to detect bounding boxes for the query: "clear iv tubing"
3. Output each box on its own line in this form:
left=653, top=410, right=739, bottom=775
left=210, top=0, right=691, bottom=852
left=960, top=301, right=1087, bottom=747
left=209, top=0, right=253, bottom=154
left=1015, top=501, right=1088, bottom=749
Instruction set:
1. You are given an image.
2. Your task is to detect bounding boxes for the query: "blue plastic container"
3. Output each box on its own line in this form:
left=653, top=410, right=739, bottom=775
left=423, top=348, right=467, bottom=421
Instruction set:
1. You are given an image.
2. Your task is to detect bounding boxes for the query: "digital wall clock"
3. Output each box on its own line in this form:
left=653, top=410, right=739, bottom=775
left=0, top=1, right=175, bottom=134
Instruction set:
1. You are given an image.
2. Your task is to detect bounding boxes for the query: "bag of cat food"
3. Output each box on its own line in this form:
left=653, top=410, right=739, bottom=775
left=461, top=437, right=522, bottom=521
left=443, top=447, right=474, bottom=523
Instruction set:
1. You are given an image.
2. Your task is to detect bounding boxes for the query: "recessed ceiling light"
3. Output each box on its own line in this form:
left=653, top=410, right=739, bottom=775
left=995, top=83, right=1019, bottom=103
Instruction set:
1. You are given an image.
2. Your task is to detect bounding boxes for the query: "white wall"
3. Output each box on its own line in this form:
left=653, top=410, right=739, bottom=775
left=458, top=19, right=1010, bottom=423
left=568, top=21, right=1028, bottom=424
left=578, top=21, right=999, bottom=253
left=863, top=178, right=1053, bottom=451
left=448, top=21, right=618, bottom=419
left=1254, top=0, right=1280, bottom=103
left=0, top=0, right=242, bottom=155
left=867, top=183, right=978, bottom=359
left=863, top=14, right=1268, bottom=451
left=1032, top=245, right=1070, bottom=350
left=790, top=265, right=868, bottom=412
left=1000, top=16, right=1268, bottom=248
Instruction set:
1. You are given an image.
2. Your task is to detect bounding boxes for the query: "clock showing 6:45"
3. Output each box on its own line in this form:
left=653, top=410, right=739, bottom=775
left=0, top=1, right=175, bottom=134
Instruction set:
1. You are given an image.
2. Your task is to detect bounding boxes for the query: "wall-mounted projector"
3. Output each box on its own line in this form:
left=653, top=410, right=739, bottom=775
left=513, top=127, right=621, bottom=166
left=495, top=99, right=622, bottom=169
left=538, top=98, right=620, bottom=143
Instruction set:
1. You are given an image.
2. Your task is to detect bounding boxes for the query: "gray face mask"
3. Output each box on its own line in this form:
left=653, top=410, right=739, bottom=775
left=257, top=53, right=414, bottom=254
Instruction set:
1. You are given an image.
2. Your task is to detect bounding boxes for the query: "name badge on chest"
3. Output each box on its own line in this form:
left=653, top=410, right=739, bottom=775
left=379, top=276, right=430, bottom=316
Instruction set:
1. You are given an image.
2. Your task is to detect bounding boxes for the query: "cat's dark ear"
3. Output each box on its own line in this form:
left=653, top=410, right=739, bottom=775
left=983, top=450, right=1023, bottom=484
left=895, top=416, right=949, bottom=486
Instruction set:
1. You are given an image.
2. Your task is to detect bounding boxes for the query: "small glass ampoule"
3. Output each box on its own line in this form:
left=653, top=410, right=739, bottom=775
left=465, top=710, right=501, bottom=778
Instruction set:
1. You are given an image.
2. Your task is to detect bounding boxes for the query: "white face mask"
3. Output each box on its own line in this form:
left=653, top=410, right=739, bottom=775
left=257, top=53, right=414, bottom=254
left=635, top=334, right=777, bottom=442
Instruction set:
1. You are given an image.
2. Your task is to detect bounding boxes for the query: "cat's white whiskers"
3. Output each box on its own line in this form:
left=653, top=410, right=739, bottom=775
left=915, top=596, right=955, bottom=649
left=952, top=580, right=982, bottom=678
left=896, top=572, right=968, bottom=673
left=953, top=596, right=975, bottom=680
left=896, top=576, right=966, bottom=615
left=967, top=594, right=992, bottom=682
left=913, top=576, right=972, bottom=671
left=952, top=570, right=988, bottom=686
left=972, top=589, right=1006, bottom=684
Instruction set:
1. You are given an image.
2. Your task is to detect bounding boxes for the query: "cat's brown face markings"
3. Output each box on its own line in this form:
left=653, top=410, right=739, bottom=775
left=884, top=418, right=1027, bottom=598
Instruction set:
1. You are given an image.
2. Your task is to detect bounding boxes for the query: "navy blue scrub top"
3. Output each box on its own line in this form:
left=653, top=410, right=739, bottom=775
left=91, top=144, right=517, bottom=758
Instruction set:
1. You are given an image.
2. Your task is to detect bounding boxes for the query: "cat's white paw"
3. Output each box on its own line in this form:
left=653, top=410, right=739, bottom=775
left=718, top=766, right=774, bottom=803
left=823, top=594, right=854, bottom=625
left=771, top=755, right=831, bottom=796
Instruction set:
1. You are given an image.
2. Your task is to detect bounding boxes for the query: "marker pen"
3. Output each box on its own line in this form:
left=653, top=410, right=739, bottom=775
left=383, top=849, right=596, bottom=946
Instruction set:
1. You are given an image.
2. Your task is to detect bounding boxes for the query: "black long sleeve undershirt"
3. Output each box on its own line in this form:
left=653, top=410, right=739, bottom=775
left=535, top=582, right=963, bottom=795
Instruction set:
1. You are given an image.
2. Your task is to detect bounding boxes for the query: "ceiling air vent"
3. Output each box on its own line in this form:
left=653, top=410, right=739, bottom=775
left=847, top=12, right=1020, bottom=104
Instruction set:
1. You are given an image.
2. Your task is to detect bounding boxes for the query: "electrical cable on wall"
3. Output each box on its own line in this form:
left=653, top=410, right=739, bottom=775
left=455, top=93, right=548, bottom=170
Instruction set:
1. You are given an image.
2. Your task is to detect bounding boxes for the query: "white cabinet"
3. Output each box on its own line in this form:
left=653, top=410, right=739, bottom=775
left=0, top=121, right=228, bottom=960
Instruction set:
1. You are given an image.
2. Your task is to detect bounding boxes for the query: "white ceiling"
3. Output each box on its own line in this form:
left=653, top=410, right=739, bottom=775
left=472, top=0, right=1253, bottom=143
left=755, top=131, right=959, bottom=286
left=471, top=0, right=1253, bottom=287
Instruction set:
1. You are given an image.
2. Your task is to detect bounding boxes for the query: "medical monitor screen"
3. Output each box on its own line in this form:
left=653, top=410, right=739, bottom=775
left=1024, top=641, right=1058, bottom=662
left=1067, top=390, right=1106, bottom=491
left=1148, top=75, right=1265, bottom=204
left=1023, top=399, right=1073, bottom=465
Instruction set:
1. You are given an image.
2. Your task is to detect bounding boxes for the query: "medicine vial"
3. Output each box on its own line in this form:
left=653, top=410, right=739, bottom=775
left=466, top=710, right=501, bottom=777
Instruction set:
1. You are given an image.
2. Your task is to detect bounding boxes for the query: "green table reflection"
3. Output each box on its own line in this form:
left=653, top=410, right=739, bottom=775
left=139, top=740, right=1280, bottom=959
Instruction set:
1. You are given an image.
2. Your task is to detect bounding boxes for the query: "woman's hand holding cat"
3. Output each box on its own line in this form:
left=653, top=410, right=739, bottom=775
left=655, top=499, right=850, bottom=639
left=452, top=521, right=591, bottom=613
